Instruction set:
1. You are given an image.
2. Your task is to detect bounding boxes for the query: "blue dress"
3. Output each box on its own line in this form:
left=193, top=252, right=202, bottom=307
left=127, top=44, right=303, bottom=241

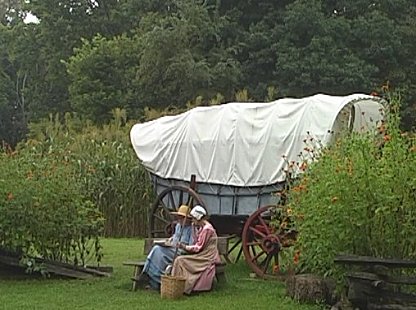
left=143, top=223, right=193, bottom=289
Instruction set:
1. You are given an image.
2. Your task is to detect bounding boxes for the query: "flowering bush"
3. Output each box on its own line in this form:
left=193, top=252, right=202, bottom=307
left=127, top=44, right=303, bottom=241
left=288, top=94, right=416, bottom=282
left=24, top=110, right=154, bottom=237
left=0, top=148, right=104, bottom=269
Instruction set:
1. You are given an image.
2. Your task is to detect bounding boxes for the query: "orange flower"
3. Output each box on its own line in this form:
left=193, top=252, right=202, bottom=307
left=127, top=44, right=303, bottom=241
left=7, top=192, right=14, bottom=200
left=292, top=186, right=301, bottom=192
left=299, top=162, right=308, bottom=171
left=293, top=250, right=300, bottom=265
left=273, top=264, right=280, bottom=273
left=296, top=213, right=305, bottom=220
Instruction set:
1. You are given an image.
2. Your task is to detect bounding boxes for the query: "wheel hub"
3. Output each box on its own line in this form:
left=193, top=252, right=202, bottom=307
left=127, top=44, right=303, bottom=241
left=261, top=235, right=281, bottom=255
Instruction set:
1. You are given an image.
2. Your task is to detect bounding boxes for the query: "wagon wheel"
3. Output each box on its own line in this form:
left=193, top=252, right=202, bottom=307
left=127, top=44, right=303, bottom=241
left=148, top=185, right=205, bottom=238
left=242, top=205, right=297, bottom=279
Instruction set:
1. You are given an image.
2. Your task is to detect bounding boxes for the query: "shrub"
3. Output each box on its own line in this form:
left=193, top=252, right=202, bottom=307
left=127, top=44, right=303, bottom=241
left=289, top=94, right=416, bottom=283
left=24, top=110, right=154, bottom=237
left=0, top=149, right=104, bottom=268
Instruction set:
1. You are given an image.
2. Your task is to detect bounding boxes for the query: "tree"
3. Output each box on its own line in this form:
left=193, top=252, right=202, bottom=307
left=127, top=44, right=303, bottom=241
left=0, top=0, right=21, bottom=25
left=0, top=23, right=29, bottom=146
left=274, top=0, right=378, bottom=97
left=134, top=0, right=242, bottom=108
left=67, top=0, right=243, bottom=120
left=67, top=35, right=140, bottom=123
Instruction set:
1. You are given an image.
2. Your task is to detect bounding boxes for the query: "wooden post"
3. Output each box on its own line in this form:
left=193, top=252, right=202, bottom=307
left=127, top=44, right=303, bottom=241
left=190, top=174, right=196, bottom=190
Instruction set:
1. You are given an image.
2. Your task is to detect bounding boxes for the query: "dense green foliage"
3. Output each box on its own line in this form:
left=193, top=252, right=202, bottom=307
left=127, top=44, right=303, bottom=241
left=1, top=0, right=416, bottom=146
left=0, top=109, right=154, bottom=271
left=0, top=144, right=104, bottom=268
left=25, top=110, right=154, bottom=237
left=289, top=95, right=416, bottom=283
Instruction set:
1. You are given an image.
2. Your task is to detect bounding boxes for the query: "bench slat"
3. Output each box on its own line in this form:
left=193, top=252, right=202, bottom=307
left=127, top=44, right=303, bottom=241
left=348, top=271, right=416, bottom=285
left=125, top=238, right=228, bottom=290
left=335, top=255, right=416, bottom=268
left=123, top=261, right=145, bottom=267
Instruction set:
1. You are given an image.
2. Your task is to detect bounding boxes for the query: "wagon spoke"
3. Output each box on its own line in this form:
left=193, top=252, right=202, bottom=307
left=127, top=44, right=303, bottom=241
left=228, top=237, right=242, bottom=252
left=258, top=216, right=271, bottom=235
left=273, top=253, right=279, bottom=266
left=242, top=205, right=287, bottom=278
left=249, top=244, right=257, bottom=257
left=179, top=191, right=184, bottom=206
left=153, top=214, right=169, bottom=224
left=159, top=200, right=172, bottom=213
left=262, top=254, right=273, bottom=273
left=249, top=226, right=266, bottom=238
left=186, top=194, right=193, bottom=206
left=149, top=185, right=205, bottom=238
left=251, top=249, right=266, bottom=263
left=168, top=191, right=176, bottom=210
left=246, top=241, right=261, bottom=247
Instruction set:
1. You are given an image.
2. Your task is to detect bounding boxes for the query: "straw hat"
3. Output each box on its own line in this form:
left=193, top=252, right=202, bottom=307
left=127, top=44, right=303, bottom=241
left=171, top=205, right=191, bottom=217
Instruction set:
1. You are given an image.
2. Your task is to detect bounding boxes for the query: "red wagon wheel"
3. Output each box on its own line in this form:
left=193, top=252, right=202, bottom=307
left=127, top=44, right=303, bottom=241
left=148, top=185, right=205, bottom=238
left=242, top=205, right=297, bottom=278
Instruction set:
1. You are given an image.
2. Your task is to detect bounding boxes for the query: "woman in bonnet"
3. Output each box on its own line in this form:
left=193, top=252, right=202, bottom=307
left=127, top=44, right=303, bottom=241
left=173, top=205, right=221, bottom=294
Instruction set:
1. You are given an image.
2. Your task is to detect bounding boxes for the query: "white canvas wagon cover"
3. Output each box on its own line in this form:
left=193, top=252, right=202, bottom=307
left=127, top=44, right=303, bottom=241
left=130, top=93, right=383, bottom=187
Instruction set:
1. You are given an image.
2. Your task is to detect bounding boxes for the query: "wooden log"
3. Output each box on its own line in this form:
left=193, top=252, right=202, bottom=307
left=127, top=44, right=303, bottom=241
left=286, top=274, right=337, bottom=304
left=348, top=271, right=416, bottom=286
left=347, top=276, right=416, bottom=310
left=368, top=303, right=416, bottom=310
left=0, top=252, right=110, bottom=279
left=335, top=255, right=416, bottom=268
left=84, top=264, right=114, bottom=273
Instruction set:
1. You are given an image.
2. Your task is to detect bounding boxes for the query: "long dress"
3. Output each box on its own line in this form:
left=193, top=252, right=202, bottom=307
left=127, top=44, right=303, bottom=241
left=142, top=223, right=193, bottom=289
left=172, top=221, right=221, bottom=294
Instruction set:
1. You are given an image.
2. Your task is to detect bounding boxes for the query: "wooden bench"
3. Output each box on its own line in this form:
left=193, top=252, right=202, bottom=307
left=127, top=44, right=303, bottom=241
left=123, top=237, right=229, bottom=291
left=334, top=254, right=416, bottom=309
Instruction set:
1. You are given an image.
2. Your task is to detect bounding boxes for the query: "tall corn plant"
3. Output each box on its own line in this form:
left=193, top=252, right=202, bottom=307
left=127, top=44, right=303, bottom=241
left=26, top=109, right=154, bottom=237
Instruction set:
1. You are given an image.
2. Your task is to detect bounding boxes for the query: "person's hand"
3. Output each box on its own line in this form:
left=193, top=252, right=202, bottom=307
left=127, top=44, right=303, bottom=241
left=176, top=242, right=186, bottom=250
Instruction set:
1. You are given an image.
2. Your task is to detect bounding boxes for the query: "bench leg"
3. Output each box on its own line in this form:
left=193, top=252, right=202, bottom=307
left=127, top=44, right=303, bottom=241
left=132, top=266, right=139, bottom=291
left=132, top=266, right=144, bottom=291
left=222, top=254, right=232, bottom=264
left=215, top=272, right=226, bottom=283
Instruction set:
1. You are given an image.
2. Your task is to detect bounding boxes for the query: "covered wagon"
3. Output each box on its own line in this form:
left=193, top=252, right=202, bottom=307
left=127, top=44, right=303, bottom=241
left=130, top=93, right=384, bottom=277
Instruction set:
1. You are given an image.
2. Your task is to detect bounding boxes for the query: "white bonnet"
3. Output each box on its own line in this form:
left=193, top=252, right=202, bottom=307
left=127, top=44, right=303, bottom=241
left=190, top=205, right=207, bottom=220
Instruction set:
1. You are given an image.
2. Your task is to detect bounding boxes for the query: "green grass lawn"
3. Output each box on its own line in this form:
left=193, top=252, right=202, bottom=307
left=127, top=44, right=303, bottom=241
left=0, top=239, right=325, bottom=310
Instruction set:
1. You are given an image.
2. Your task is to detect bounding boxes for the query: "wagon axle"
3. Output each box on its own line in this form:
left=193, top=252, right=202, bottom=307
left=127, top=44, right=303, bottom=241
left=261, top=235, right=281, bottom=255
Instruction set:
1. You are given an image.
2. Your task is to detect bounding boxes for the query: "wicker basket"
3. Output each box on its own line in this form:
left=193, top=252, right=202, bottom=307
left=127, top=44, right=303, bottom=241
left=160, top=275, right=186, bottom=299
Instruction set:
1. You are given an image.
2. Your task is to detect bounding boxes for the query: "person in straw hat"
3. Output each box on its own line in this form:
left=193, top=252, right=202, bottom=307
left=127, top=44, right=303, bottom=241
left=172, top=205, right=221, bottom=294
left=136, top=204, right=194, bottom=290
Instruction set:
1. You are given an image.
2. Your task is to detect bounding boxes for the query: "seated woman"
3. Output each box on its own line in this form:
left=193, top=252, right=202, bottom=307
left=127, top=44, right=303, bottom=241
left=173, top=205, right=221, bottom=294
left=136, top=204, right=193, bottom=290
